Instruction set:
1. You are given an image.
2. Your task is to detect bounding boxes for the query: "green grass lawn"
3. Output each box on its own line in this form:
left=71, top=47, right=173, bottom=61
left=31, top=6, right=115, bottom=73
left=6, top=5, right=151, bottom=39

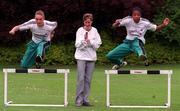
left=0, top=64, right=180, bottom=111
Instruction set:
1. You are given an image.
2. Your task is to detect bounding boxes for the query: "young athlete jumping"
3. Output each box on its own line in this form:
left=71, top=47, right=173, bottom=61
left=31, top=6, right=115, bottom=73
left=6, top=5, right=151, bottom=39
left=9, top=10, right=57, bottom=68
left=106, top=7, right=170, bottom=69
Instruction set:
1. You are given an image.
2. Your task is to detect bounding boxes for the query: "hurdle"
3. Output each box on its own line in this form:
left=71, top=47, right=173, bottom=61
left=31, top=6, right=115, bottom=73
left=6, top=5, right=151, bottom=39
left=3, top=68, right=70, bottom=107
left=105, top=69, right=173, bottom=108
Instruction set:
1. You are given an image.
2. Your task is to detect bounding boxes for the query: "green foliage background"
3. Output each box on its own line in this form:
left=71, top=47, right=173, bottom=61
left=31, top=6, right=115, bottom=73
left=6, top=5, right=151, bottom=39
left=152, top=0, right=180, bottom=45
left=0, top=31, right=180, bottom=66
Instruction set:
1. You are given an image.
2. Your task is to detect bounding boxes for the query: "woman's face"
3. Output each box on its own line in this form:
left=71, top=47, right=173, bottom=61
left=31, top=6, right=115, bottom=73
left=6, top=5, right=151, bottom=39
left=132, top=10, right=141, bottom=23
left=35, top=14, right=44, bottom=27
left=84, top=18, right=92, bottom=28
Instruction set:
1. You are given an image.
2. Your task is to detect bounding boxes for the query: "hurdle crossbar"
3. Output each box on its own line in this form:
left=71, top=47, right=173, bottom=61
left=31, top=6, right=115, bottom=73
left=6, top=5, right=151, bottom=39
left=3, top=68, right=70, bottom=107
left=105, top=70, right=173, bottom=108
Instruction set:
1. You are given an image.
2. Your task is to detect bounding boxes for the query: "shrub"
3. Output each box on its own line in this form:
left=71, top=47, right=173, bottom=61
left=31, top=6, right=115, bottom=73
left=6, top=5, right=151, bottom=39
left=0, top=32, right=180, bottom=66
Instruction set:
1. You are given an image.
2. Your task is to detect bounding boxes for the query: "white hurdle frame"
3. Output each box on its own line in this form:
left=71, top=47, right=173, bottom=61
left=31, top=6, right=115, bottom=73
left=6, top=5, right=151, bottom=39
left=105, top=70, right=173, bottom=108
left=3, top=68, right=70, bottom=107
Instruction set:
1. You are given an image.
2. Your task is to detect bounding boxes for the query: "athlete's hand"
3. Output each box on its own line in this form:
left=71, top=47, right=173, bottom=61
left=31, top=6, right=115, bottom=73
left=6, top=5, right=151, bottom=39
left=9, top=26, right=19, bottom=35
left=163, top=18, right=170, bottom=26
left=9, top=30, right=15, bottom=35
left=115, top=19, right=121, bottom=24
left=112, top=19, right=121, bottom=28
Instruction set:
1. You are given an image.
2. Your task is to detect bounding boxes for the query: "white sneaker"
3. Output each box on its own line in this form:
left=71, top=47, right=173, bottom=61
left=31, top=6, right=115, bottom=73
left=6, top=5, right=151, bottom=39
left=112, top=64, right=120, bottom=70
left=112, top=61, right=127, bottom=70
left=144, top=60, right=149, bottom=66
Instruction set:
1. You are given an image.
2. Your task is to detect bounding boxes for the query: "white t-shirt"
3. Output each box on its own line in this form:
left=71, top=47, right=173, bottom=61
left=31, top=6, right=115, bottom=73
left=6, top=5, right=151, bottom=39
left=74, top=27, right=102, bottom=61
left=118, top=16, right=157, bottom=44
left=19, top=19, right=57, bottom=43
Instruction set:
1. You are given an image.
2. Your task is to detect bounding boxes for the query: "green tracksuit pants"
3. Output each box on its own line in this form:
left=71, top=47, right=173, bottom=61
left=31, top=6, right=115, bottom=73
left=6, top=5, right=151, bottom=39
left=21, top=40, right=50, bottom=68
left=106, top=38, right=146, bottom=65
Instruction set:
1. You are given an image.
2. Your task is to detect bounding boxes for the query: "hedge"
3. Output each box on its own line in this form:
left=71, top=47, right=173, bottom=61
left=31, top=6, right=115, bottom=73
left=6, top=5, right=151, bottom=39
left=0, top=31, right=180, bottom=66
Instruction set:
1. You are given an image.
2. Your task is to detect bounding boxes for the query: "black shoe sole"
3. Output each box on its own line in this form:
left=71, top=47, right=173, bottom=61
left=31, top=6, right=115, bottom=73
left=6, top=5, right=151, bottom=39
left=35, top=56, right=42, bottom=63
left=82, top=102, right=93, bottom=106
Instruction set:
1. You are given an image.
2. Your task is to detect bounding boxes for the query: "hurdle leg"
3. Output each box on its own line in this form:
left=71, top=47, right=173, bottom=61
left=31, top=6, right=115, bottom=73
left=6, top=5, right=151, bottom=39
left=4, top=70, right=8, bottom=106
left=64, top=72, right=68, bottom=106
left=167, top=74, right=171, bottom=107
left=106, top=73, right=110, bottom=107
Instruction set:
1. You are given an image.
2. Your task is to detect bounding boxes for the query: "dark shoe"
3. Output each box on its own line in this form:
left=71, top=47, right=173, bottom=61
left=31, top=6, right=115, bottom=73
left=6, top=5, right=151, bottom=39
left=82, top=102, right=93, bottom=106
left=35, top=62, right=41, bottom=69
left=76, top=103, right=82, bottom=107
left=35, top=56, right=43, bottom=63
left=35, top=56, right=43, bottom=69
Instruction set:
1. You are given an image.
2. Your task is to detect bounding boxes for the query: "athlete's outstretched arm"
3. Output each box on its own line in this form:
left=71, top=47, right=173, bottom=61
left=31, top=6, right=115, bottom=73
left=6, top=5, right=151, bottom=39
left=9, top=25, right=20, bottom=35
left=156, top=18, right=170, bottom=31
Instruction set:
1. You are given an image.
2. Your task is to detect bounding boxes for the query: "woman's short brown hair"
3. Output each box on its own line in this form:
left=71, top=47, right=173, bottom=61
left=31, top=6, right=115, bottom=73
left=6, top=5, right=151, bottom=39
left=83, top=13, right=93, bottom=21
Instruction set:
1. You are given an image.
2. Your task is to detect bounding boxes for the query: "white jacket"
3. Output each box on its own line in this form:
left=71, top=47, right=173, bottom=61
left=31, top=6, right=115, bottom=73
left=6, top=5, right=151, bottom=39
left=74, top=27, right=102, bottom=61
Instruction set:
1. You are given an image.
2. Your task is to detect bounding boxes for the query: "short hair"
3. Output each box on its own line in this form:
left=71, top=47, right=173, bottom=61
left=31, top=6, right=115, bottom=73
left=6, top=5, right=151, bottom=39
left=132, top=7, right=142, bottom=15
left=35, top=10, right=45, bottom=19
left=83, top=13, right=93, bottom=21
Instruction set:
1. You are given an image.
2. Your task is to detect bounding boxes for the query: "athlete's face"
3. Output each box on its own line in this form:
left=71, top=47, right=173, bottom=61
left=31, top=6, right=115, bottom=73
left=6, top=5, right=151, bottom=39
left=132, top=10, right=141, bottom=23
left=35, top=14, right=44, bottom=27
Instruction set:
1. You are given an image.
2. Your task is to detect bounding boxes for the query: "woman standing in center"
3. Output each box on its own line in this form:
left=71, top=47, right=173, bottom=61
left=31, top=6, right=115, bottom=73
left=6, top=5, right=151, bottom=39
left=74, top=13, right=102, bottom=107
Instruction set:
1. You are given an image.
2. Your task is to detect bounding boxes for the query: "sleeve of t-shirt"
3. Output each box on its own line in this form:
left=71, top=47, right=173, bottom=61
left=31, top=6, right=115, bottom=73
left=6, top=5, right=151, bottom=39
left=146, top=21, right=157, bottom=31
left=45, top=20, right=58, bottom=31
left=119, top=16, right=131, bottom=27
left=20, top=19, right=35, bottom=26
left=19, top=24, right=33, bottom=31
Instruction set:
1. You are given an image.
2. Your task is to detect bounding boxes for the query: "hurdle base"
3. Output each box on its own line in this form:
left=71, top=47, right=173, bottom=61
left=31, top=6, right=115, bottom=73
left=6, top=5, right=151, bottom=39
left=108, top=105, right=170, bottom=108
left=5, top=103, right=68, bottom=107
